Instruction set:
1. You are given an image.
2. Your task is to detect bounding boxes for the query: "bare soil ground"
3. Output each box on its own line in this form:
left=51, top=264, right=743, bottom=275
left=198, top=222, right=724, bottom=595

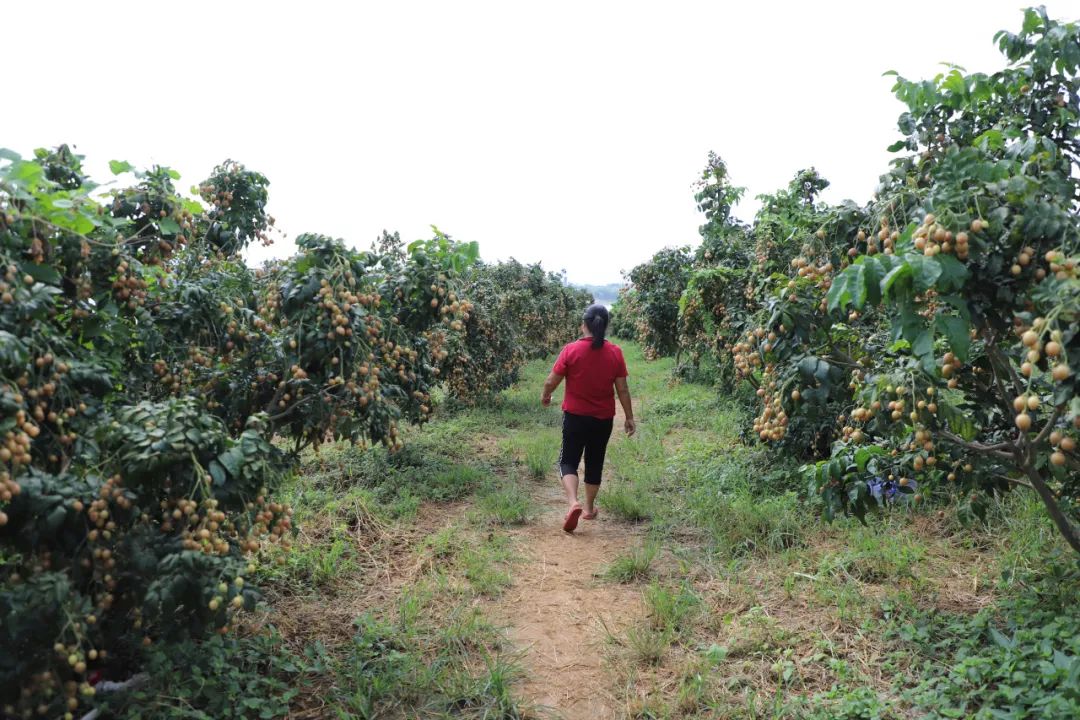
left=495, top=480, right=645, bottom=719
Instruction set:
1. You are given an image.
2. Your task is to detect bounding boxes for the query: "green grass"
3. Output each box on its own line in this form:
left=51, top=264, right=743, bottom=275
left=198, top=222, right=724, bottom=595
left=503, top=426, right=559, bottom=480
left=240, top=351, right=576, bottom=718
left=643, top=581, right=701, bottom=636
left=625, top=625, right=673, bottom=666
left=461, top=533, right=515, bottom=595
left=218, top=340, right=1080, bottom=720
left=601, top=482, right=655, bottom=522
left=594, top=344, right=1080, bottom=718
left=604, top=544, right=658, bottom=583
left=336, top=596, right=528, bottom=719
left=474, top=480, right=535, bottom=526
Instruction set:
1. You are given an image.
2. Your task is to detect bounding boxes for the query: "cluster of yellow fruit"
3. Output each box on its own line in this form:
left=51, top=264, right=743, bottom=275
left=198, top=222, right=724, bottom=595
left=198, top=162, right=275, bottom=247
left=911, top=213, right=982, bottom=260
left=1048, top=430, right=1077, bottom=466
left=1045, top=249, right=1078, bottom=280
left=1016, top=318, right=1071, bottom=381
left=731, top=327, right=767, bottom=378
left=876, top=217, right=901, bottom=254
left=3, top=348, right=91, bottom=472
left=788, top=254, right=834, bottom=286
left=6, top=660, right=97, bottom=720
left=753, top=370, right=789, bottom=441
left=111, top=259, right=149, bottom=310
left=940, top=352, right=964, bottom=389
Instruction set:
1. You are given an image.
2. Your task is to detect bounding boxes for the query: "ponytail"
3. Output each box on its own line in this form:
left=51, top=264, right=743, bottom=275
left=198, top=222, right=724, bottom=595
left=583, top=304, right=609, bottom=349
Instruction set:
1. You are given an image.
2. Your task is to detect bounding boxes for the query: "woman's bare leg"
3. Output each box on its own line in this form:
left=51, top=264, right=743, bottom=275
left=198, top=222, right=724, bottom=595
left=584, top=483, right=600, bottom=514
left=562, top=473, right=580, bottom=509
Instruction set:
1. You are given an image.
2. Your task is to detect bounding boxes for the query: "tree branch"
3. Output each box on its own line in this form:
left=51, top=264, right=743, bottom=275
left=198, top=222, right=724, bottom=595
left=1021, top=462, right=1080, bottom=555
left=1032, top=403, right=1065, bottom=447
left=985, top=347, right=1016, bottom=406
left=992, top=474, right=1035, bottom=490
left=938, top=429, right=1017, bottom=460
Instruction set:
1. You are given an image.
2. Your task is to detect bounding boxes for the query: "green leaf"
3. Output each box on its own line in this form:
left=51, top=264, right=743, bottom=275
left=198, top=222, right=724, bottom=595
left=913, top=329, right=934, bottom=369
left=934, top=255, right=969, bottom=291
left=80, top=316, right=107, bottom=340
left=827, top=265, right=866, bottom=312
left=990, top=627, right=1015, bottom=649
left=942, top=69, right=966, bottom=95
left=19, top=262, right=62, bottom=286
left=974, top=128, right=1005, bottom=151
left=881, top=263, right=912, bottom=299
left=941, top=401, right=978, bottom=441
left=11, top=160, right=44, bottom=186
left=218, top=446, right=244, bottom=477
left=209, top=460, right=226, bottom=486
left=181, top=199, right=204, bottom=215
left=159, top=217, right=181, bottom=235
left=1022, top=7, right=1041, bottom=33
left=855, top=445, right=886, bottom=471
left=906, top=254, right=942, bottom=293
left=862, top=256, right=883, bottom=305
left=936, top=315, right=971, bottom=362
left=46, top=505, right=67, bottom=532
left=0, top=148, right=21, bottom=162
left=850, top=264, right=868, bottom=308
left=109, top=160, right=135, bottom=175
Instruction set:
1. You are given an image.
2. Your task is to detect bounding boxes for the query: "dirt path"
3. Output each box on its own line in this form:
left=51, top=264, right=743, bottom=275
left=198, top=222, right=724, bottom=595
left=498, top=483, right=644, bottom=718
left=495, top=405, right=645, bottom=719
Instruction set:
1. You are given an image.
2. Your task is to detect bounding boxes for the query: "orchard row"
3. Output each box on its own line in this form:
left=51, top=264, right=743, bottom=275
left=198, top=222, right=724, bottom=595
left=613, top=9, right=1080, bottom=552
left=0, top=147, right=589, bottom=718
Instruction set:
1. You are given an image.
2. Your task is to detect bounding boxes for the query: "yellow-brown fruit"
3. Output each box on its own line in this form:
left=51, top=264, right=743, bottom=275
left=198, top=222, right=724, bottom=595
left=1061, top=436, right=1076, bottom=453
left=1046, top=341, right=1062, bottom=357
left=1050, top=451, right=1066, bottom=467
left=1021, top=330, right=1039, bottom=347
left=1015, top=413, right=1032, bottom=432
left=1053, top=364, right=1072, bottom=381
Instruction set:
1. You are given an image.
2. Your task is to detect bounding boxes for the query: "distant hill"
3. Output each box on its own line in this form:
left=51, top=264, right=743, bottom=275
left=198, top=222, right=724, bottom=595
left=575, top=283, right=623, bottom=307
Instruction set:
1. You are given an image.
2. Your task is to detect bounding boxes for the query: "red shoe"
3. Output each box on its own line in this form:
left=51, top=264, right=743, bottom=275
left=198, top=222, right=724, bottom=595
left=563, top=504, right=583, bottom=532
left=582, top=507, right=599, bottom=520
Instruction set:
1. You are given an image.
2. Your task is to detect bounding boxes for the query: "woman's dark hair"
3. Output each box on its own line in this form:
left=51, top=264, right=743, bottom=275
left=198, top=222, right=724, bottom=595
left=583, top=304, right=609, bottom=349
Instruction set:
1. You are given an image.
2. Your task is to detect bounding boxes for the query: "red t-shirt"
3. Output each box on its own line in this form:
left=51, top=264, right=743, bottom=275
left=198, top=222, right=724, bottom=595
left=553, top=338, right=628, bottom=419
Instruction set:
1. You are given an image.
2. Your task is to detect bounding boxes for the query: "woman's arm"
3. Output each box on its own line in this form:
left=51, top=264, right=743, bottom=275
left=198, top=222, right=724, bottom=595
left=615, top=377, right=635, bottom=435
left=541, top=371, right=564, bottom=406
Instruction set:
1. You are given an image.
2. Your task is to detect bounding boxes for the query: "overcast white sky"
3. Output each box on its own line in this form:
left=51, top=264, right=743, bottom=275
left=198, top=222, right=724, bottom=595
left=7, top=1, right=1074, bottom=284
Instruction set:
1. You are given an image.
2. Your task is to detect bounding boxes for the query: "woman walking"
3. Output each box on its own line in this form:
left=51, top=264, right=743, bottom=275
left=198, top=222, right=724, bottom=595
left=540, top=304, right=635, bottom=532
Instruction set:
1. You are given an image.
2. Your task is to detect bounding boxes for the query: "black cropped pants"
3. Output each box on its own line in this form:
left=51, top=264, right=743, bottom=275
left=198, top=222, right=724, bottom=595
left=558, top=411, right=614, bottom=485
